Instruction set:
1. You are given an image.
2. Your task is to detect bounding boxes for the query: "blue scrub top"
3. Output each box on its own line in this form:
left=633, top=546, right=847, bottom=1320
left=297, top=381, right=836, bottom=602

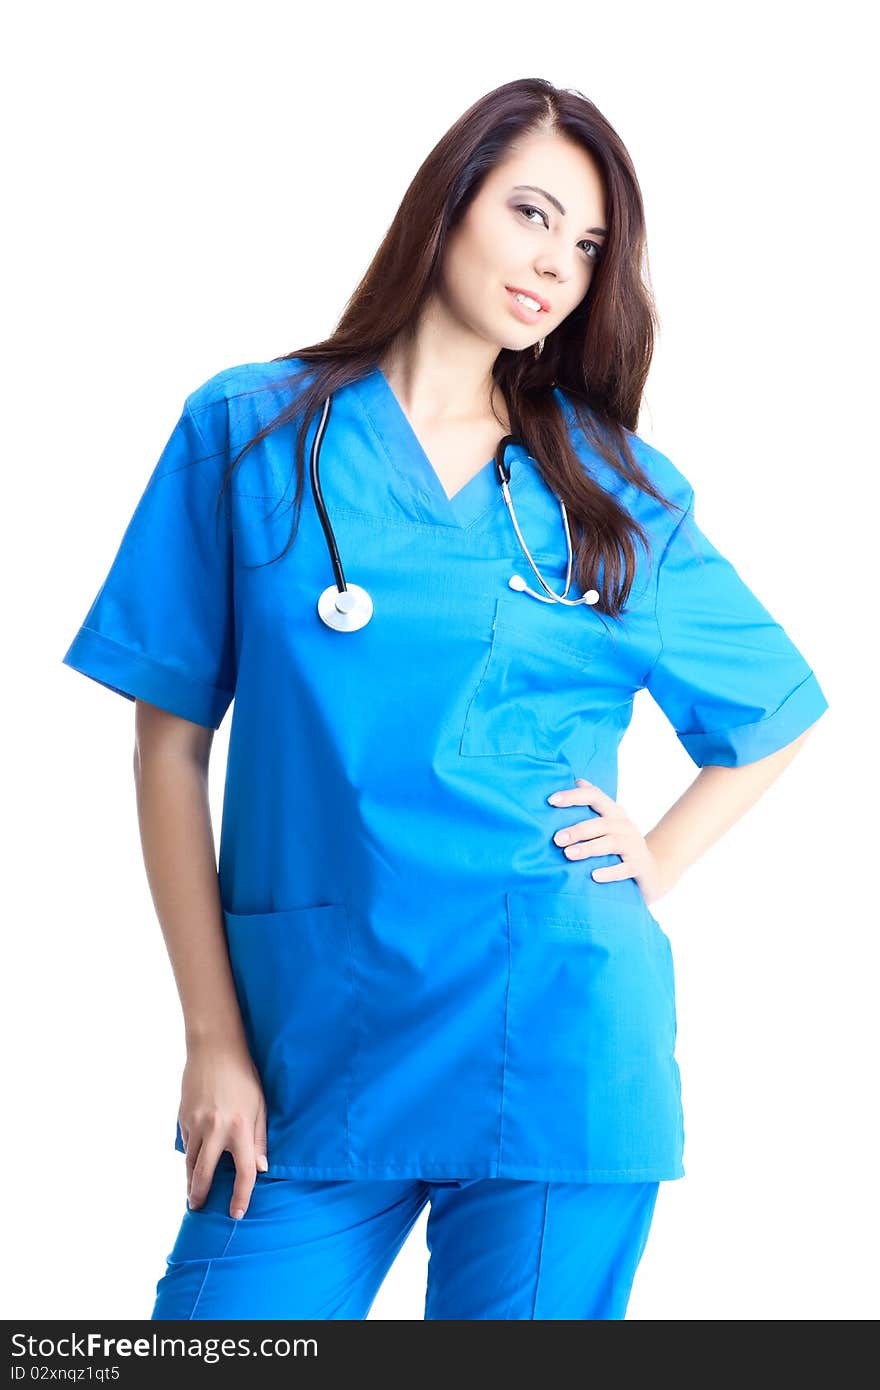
left=62, top=359, right=829, bottom=1183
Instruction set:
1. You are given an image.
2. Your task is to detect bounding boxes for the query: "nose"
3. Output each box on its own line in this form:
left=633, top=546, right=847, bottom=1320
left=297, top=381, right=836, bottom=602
left=534, top=256, right=575, bottom=288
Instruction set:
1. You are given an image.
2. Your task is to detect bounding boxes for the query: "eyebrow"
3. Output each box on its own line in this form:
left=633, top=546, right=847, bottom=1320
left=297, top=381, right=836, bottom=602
left=511, top=185, right=607, bottom=237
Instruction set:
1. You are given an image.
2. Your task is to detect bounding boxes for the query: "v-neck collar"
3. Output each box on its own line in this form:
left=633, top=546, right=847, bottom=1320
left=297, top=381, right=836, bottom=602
left=353, top=363, right=526, bottom=529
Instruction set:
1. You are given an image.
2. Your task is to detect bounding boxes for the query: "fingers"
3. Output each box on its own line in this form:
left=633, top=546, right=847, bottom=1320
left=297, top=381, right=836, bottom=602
left=186, top=1120, right=259, bottom=1220
left=548, top=778, right=612, bottom=856
left=591, top=862, right=635, bottom=883
left=228, top=1144, right=259, bottom=1221
left=557, top=832, right=619, bottom=861
left=547, top=779, right=634, bottom=879
left=547, top=778, right=612, bottom=811
left=185, top=1138, right=267, bottom=1219
left=255, top=1109, right=269, bottom=1175
left=553, top=819, right=606, bottom=848
left=187, top=1133, right=226, bottom=1211
left=180, top=1085, right=270, bottom=1221
left=183, top=1127, right=203, bottom=1201
left=229, top=1105, right=273, bottom=1216
left=226, top=1109, right=264, bottom=1219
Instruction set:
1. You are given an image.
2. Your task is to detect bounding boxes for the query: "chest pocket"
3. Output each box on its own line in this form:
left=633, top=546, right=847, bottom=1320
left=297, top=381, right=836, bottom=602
left=458, top=588, right=617, bottom=762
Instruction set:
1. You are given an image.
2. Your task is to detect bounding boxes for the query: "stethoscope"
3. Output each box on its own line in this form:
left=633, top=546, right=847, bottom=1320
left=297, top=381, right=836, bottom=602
left=312, top=394, right=601, bottom=633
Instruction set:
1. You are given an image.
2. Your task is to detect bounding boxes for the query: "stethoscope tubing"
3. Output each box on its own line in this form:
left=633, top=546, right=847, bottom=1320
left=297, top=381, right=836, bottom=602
left=312, top=395, right=600, bottom=631
left=311, top=395, right=347, bottom=595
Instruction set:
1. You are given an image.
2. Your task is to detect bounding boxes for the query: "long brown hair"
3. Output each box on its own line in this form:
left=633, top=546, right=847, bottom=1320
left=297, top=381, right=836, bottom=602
left=218, top=76, right=686, bottom=619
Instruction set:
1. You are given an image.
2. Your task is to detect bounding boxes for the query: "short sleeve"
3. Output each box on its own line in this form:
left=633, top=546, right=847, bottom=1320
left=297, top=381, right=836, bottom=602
left=643, top=487, right=829, bottom=767
left=61, top=386, right=236, bottom=730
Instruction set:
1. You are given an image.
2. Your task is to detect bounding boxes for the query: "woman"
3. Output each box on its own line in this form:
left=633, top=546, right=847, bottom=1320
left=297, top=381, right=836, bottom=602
left=62, top=77, right=829, bottom=1320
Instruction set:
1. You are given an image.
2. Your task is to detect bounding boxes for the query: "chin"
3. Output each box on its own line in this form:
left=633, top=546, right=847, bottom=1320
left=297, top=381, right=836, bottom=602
left=495, top=330, right=535, bottom=354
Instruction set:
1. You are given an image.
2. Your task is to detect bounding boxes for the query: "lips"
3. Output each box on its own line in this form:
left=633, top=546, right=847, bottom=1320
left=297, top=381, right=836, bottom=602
left=506, top=285, right=550, bottom=312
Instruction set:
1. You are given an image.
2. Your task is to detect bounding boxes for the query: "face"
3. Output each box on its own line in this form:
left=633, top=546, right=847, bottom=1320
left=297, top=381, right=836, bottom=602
left=439, top=129, right=607, bottom=353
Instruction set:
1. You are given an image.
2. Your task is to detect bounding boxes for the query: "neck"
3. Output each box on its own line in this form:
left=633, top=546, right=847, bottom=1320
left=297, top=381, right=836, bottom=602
left=378, top=306, right=508, bottom=429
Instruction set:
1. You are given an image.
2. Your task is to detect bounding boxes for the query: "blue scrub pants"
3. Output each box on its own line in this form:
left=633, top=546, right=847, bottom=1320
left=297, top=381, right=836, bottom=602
left=151, top=1169, right=659, bottom=1320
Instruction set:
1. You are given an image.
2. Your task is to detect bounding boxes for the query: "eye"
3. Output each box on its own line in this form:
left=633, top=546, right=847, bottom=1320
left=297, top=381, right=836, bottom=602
left=516, top=205, right=603, bottom=263
left=517, top=203, right=546, bottom=226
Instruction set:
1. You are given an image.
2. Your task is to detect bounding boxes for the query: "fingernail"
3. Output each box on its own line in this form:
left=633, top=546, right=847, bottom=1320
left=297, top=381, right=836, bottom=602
left=232, top=1207, right=245, bottom=1220
left=555, top=831, right=570, bottom=845
left=257, top=1155, right=268, bottom=1172
left=547, top=793, right=563, bottom=805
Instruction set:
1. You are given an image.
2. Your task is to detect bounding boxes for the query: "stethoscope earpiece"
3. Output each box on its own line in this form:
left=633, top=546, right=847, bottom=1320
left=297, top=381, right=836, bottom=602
left=509, top=574, right=600, bottom=605
left=312, top=392, right=602, bottom=631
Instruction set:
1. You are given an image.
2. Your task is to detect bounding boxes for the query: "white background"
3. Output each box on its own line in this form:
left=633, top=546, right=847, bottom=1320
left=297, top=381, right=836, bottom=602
left=6, top=0, right=875, bottom=1321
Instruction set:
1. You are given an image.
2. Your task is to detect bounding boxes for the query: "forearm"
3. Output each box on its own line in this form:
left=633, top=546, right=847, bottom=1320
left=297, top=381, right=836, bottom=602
left=645, top=726, right=815, bottom=891
left=133, top=749, right=248, bottom=1051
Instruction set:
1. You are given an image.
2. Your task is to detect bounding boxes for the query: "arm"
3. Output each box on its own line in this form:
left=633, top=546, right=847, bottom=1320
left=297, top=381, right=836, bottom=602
left=548, top=727, right=819, bottom=904
left=133, top=699, right=267, bottom=1218
left=133, top=700, right=246, bottom=1050
left=632, top=479, right=829, bottom=896
left=644, top=725, right=815, bottom=895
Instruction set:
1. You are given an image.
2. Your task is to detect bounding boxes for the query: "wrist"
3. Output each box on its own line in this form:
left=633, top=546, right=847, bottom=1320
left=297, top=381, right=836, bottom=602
left=185, top=1017, right=249, bottom=1052
left=645, top=832, right=687, bottom=896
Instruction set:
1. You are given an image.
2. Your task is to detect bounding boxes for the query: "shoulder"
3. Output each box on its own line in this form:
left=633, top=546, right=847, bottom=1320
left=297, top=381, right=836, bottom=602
left=182, top=357, right=313, bottom=443
left=553, top=385, right=694, bottom=543
left=619, top=428, right=694, bottom=512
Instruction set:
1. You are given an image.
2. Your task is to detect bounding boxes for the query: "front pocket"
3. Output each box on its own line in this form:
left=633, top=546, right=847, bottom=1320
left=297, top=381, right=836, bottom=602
left=459, top=592, right=615, bottom=760
left=500, top=888, right=683, bottom=1175
left=223, top=902, right=356, bottom=1166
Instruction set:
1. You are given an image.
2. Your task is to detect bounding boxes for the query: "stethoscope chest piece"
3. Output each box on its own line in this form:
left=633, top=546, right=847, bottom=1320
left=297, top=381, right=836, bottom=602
left=317, top=582, right=374, bottom=632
